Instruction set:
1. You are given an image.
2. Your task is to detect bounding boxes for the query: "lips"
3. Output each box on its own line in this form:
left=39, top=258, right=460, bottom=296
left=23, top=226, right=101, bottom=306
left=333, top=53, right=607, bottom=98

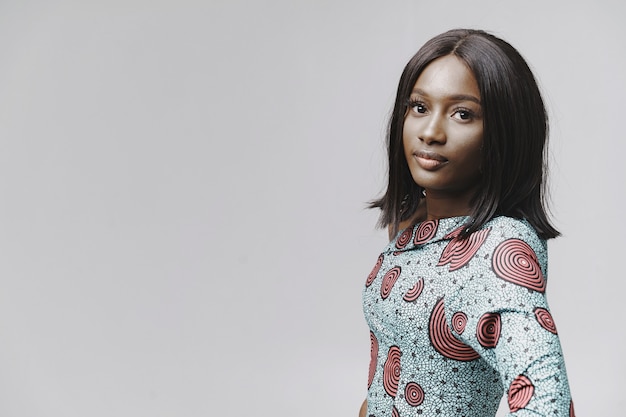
left=414, top=150, right=448, bottom=170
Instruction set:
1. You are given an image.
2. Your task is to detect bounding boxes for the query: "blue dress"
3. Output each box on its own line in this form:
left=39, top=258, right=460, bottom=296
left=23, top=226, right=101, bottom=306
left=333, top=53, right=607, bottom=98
left=363, top=216, right=574, bottom=417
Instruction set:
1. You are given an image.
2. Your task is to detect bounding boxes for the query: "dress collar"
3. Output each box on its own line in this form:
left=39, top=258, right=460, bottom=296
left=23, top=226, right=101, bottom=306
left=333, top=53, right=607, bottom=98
left=385, top=216, right=470, bottom=254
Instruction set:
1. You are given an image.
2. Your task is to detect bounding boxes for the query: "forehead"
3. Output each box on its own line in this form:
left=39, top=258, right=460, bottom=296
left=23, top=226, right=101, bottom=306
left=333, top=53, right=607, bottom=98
left=412, top=55, right=480, bottom=100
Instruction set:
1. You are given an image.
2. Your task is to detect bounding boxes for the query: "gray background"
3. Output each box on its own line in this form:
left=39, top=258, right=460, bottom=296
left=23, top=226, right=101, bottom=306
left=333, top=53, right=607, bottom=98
left=0, top=1, right=623, bottom=416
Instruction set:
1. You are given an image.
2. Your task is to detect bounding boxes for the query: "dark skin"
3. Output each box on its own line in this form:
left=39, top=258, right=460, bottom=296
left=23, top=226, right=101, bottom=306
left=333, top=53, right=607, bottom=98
left=402, top=55, right=483, bottom=221
left=360, top=56, right=483, bottom=416
left=419, top=183, right=480, bottom=221
left=390, top=200, right=427, bottom=240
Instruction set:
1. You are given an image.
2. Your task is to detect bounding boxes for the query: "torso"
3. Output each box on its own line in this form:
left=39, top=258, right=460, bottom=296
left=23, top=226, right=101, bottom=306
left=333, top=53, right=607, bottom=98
left=363, top=216, right=571, bottom=417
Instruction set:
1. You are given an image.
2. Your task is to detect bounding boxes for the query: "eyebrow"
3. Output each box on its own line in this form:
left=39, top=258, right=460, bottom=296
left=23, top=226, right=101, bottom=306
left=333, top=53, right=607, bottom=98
left=411, top=88, right=481, bottom=105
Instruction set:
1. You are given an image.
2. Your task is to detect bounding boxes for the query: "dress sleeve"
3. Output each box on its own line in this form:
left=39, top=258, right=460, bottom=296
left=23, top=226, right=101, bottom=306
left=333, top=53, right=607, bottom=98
left=444, top=219, right=574, bottom=417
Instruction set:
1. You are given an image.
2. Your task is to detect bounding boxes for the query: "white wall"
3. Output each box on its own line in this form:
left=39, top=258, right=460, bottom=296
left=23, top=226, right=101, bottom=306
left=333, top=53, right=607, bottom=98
left=0, top=1, right=623, bottom=416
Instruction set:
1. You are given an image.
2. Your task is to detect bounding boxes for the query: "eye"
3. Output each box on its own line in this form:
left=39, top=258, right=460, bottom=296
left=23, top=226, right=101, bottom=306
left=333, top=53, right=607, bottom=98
left=408, top=100, right=427, bottom=114
left=452, top=109, right=475, bottom=121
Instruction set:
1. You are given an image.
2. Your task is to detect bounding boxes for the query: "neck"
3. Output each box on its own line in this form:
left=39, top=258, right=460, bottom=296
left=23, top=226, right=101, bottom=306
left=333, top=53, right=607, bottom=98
left=424, top=187, right=478, bottom=220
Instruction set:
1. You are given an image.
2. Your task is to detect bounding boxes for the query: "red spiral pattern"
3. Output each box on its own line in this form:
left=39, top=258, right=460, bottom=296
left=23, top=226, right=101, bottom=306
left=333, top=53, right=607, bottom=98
left=414, top=219, right=438, bottom=245
left=438, top=227, right=490, bottom=271
left=383, top=346, right=401, bottom=397
left=368, top=331, right=378, bottom=388
left=396, top=228, right=412, bottom=249
left=429, top=298, right=479, bottom=361
left=366, top=254, right=384, bottom=287
left=392, top=406, right=399, bottom=417
left=492, top=239, right=546, bottom=293
left=380, top=266, right=401, bottom=300
left=404, top=381, right=425, bottom=407
left=443, top=225, right=463, bottom=239
left=476, top=312, right=501, bottom=348
left=402, top=279, right=424, bottom=302
left=451, top=311, right=468, bottom=334
left=508, top=375, right=534, bottom=412
left=534, top=307, right=558, bottom=334
left=570, top=400, right=575, bottom=417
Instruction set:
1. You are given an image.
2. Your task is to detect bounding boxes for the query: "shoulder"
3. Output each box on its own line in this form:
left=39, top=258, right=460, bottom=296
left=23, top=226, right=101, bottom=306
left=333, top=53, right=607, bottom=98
left=444, top=216, right=551, bottom=317
left=453, top=216, right=549, bottom=297
left=481, top=216, right=547, bottom=267
left=484, top=216, right=543, bottom=241
left=440, top=216, right=546, bottom=267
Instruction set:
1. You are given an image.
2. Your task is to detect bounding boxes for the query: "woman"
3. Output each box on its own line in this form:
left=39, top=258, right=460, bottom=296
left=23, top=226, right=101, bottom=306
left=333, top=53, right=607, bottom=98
left=361, top=29, right=574, bottom=417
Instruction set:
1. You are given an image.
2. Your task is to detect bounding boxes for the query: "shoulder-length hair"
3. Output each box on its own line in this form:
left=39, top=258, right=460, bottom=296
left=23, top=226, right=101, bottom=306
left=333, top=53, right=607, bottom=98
left=371, top=28, right=559, bottom=239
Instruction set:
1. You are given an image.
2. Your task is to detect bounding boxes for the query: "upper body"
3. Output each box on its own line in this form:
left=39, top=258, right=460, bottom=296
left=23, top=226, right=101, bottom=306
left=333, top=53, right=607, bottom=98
left=362, top=29, right=574, bottom=416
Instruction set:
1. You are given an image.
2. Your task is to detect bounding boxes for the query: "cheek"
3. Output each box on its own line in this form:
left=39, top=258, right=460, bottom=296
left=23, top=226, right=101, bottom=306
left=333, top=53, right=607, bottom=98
left=463, top=138, right=483, bottom=168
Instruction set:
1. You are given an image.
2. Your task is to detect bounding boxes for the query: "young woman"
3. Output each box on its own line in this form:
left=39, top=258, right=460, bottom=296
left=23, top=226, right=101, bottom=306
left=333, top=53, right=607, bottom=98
left=361, top=29, right=574, bottom=417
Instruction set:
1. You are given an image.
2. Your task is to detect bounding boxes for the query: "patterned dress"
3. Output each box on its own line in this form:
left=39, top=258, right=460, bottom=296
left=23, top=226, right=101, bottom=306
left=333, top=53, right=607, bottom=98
left=363, top=216, right=574, bottom=417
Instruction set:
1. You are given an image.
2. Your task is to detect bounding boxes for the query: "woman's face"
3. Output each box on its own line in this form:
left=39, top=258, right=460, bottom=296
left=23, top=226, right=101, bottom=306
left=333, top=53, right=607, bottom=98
left=403, top=55, right=484, bottom=197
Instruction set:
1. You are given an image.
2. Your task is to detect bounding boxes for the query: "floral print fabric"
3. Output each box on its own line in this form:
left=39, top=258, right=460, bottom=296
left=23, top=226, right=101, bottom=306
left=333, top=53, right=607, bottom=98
left=363, top=216, right=574, bottom=417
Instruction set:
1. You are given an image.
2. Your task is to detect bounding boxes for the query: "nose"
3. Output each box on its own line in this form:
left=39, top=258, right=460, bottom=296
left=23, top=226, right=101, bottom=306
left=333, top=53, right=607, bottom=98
left=419, top=115, right=446, bottom=145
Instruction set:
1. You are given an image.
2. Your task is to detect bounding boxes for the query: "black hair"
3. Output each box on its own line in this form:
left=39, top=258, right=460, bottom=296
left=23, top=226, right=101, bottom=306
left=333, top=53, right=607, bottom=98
left=370, top=29, right=559, bottom=239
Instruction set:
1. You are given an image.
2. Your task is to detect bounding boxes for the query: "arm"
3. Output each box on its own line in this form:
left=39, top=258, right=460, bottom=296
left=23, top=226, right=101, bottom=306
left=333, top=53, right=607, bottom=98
left=445, top=220, right=573, bottom=416
left=359, top=399, right=367, bottom=417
